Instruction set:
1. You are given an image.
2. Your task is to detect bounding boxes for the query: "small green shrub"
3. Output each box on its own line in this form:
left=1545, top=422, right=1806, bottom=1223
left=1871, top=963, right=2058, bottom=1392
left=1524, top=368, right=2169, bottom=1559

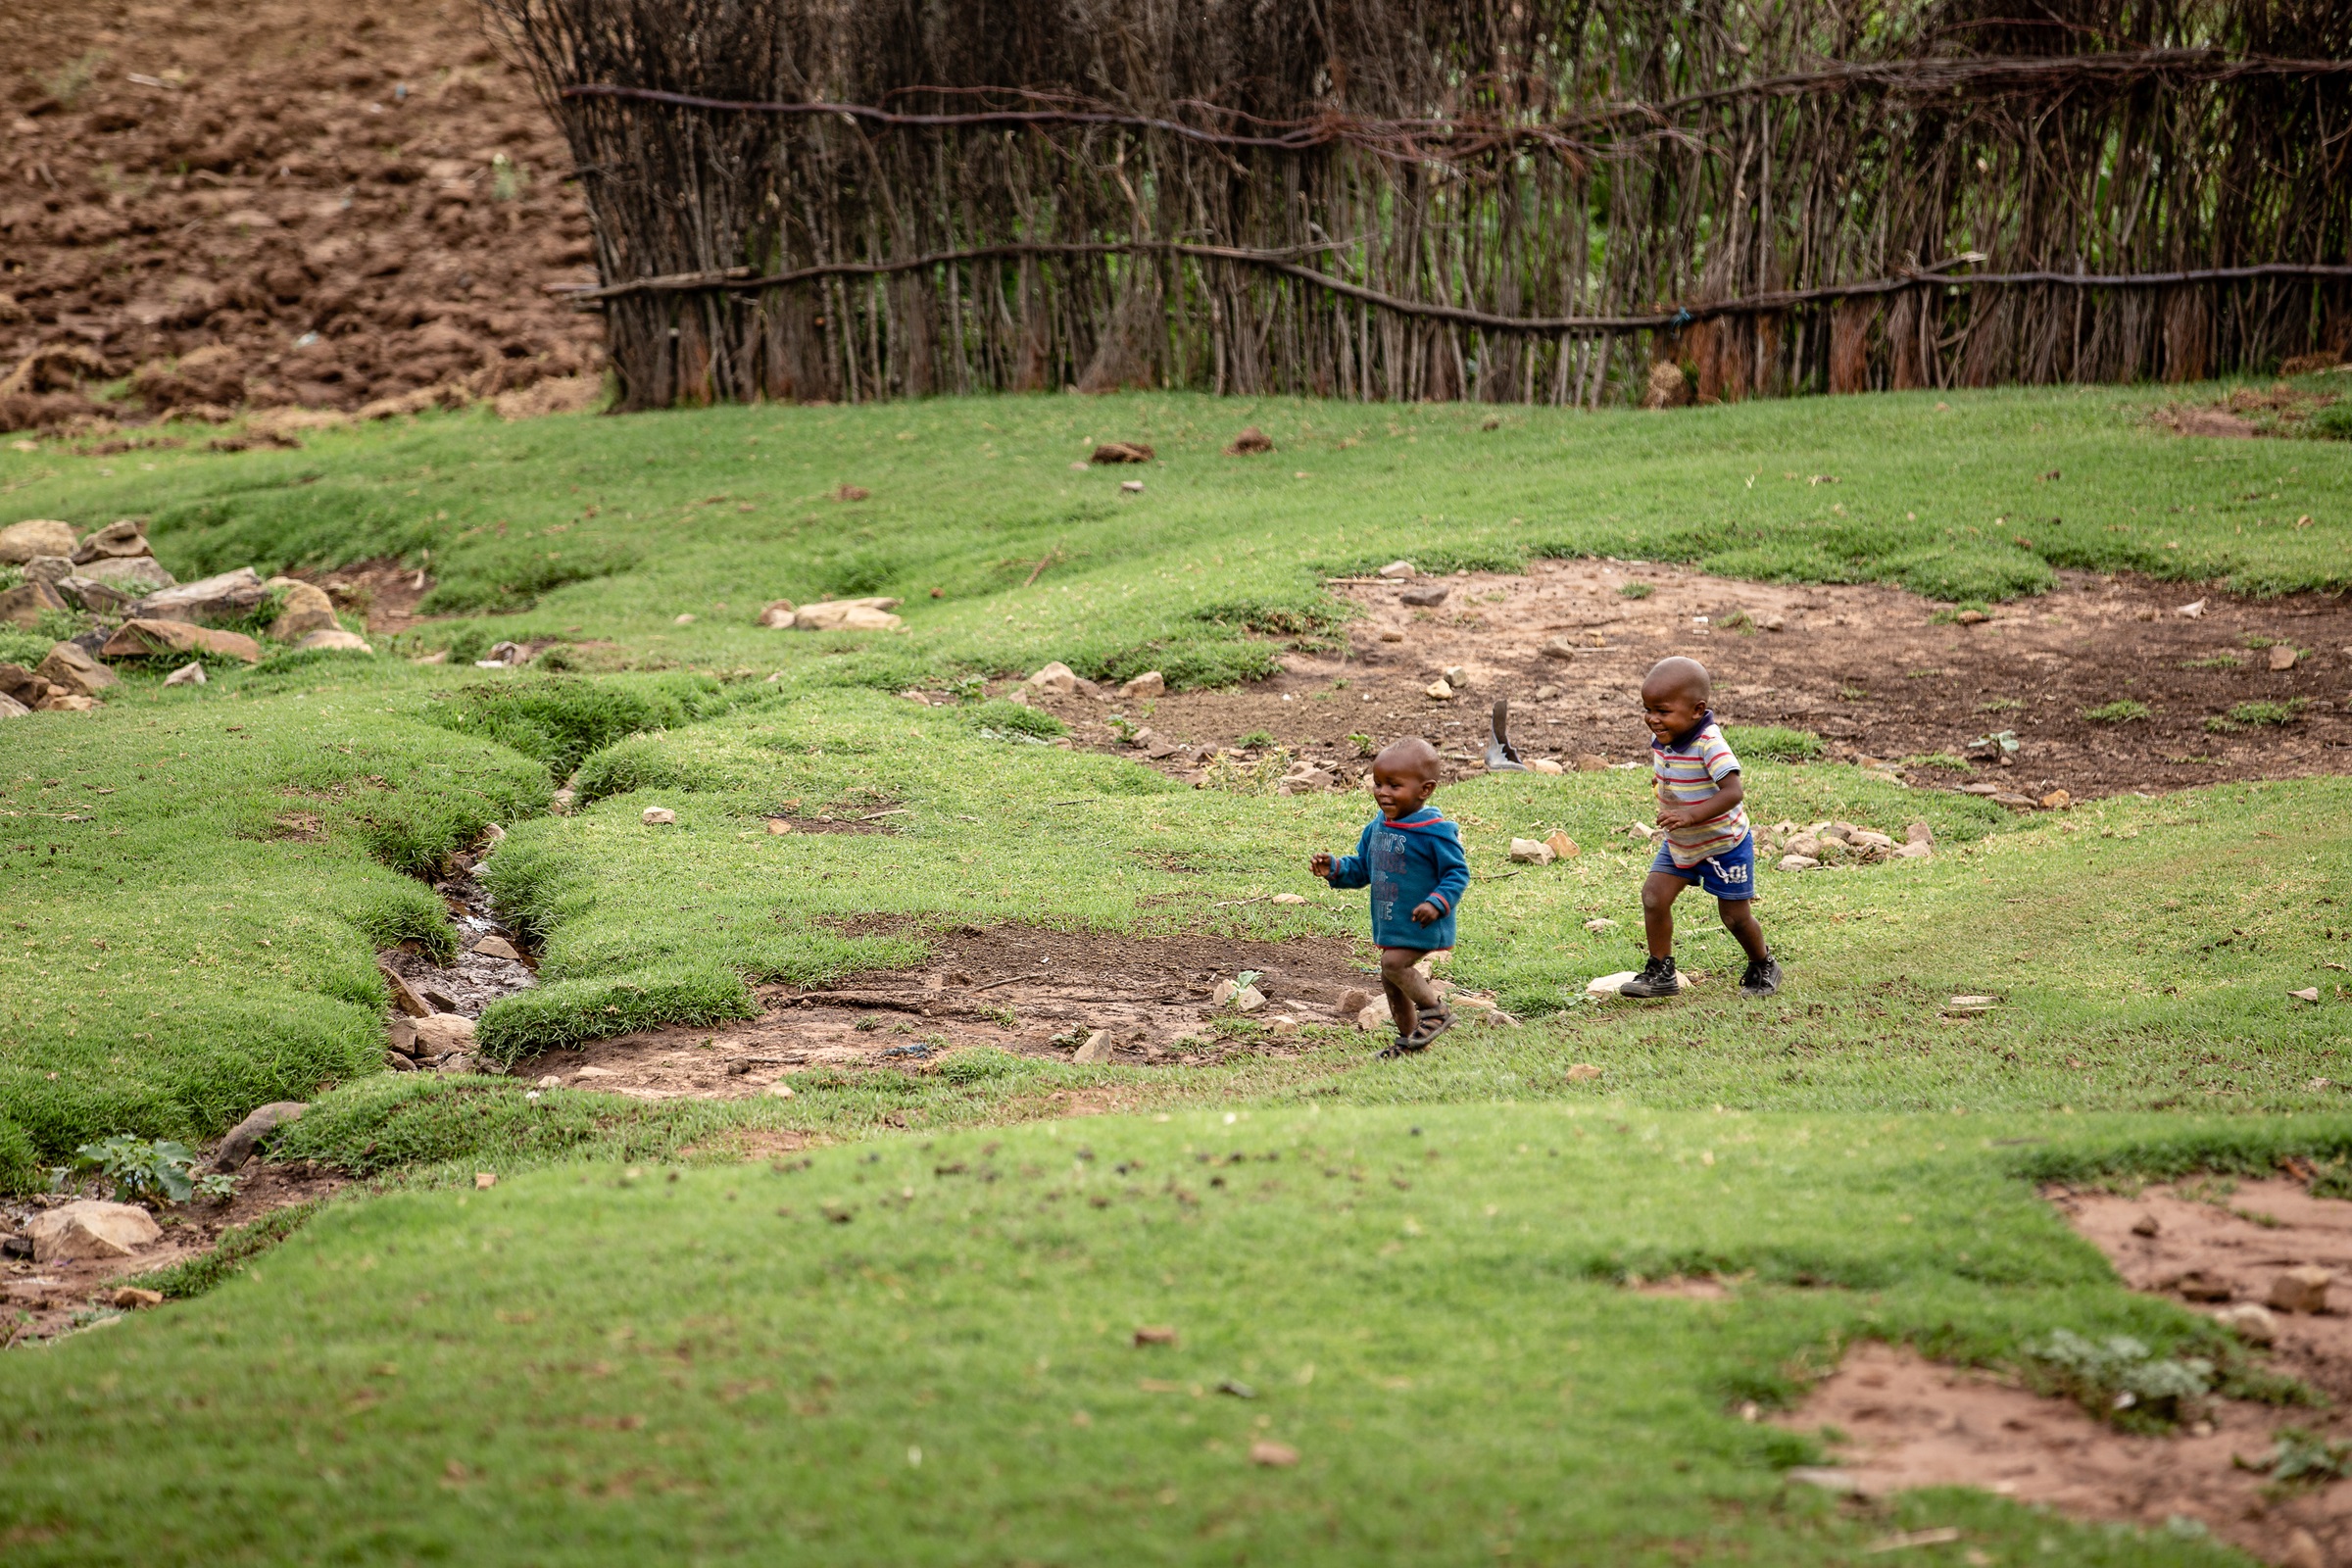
left=69, top=1135, right=222, bottom=1205
left=1237, top=729, right=1277, bottom=750
left=1723, top=725, right=1824, bottom=762
left=2032, top=1329, right=2212, bottom=1428
left=2250, top=1428, right=2352, bottom=1488
left=964, top=700, right=1065, bottom=741
left=2309, top=402, right=2352, bottom=441
left=2081, top=700, right=2152, bottom=723
left=936, top=1047, right=1029, bottom=1086
left=2226, top=700, right=2307, bottom=727
left=1618, top=582, right=1654, bottom=600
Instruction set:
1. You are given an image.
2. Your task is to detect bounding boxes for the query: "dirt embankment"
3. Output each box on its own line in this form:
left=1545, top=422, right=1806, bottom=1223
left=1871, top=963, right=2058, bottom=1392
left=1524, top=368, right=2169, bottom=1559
left=0, top=0, right=600, bottom=431
left=1022, top=561, right=2352, bottom=804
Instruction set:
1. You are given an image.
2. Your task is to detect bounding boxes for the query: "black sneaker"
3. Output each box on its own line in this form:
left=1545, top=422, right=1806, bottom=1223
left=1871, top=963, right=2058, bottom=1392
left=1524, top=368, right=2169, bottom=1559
left=1740, top=956, right=1783, bottom=997
left=1617, top=956, right=1680, bottom=999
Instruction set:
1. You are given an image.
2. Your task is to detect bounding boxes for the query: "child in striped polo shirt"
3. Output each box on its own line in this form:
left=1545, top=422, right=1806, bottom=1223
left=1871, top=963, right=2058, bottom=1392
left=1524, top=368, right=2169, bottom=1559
left=1617, top=657, right=1783, bottom=999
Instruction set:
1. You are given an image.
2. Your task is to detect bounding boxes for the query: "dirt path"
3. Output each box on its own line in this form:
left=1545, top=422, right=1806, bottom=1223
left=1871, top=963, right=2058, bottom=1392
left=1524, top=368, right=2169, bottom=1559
left=1777, top=1178, right=2352, bottom=1566
left=1, top=0, right=596, bottom=427
left=1028, top=562, right=2349, bottom=804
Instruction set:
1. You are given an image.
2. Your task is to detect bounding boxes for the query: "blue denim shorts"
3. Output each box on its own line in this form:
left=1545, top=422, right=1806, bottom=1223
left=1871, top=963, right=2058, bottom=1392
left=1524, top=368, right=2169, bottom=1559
left=1649, top=834, right=1756, bottom=901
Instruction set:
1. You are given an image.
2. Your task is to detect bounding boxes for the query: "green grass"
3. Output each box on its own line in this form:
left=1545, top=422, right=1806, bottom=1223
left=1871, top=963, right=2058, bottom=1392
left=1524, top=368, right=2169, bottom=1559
left=2081, top=700, right=2154, bottom=723
left=1723, top=724, right=1825, bottom=762
left=2, top=381, right=2349, bottom=1561
left=0, top=1102, right=2298, bottom=1567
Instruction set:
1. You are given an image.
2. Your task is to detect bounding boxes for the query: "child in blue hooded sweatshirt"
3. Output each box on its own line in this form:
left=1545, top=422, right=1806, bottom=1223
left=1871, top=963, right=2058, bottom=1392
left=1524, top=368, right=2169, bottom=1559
left=1309, top=737, right=1471, bottom=1056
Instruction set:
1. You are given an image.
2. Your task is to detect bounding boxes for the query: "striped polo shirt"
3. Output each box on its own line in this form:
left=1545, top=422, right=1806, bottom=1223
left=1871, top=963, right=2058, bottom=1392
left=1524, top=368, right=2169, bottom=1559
left=1651, top=714, right=1750, bottom=867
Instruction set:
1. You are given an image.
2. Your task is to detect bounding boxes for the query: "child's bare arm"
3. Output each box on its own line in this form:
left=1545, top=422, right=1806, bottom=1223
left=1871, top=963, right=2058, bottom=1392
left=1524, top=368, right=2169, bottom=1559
left=1656, top=772, right=1743, bottom=829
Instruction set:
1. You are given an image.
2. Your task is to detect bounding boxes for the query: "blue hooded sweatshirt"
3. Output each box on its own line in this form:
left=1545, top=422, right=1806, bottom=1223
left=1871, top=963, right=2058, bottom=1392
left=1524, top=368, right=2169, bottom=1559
left=1322, top=808, right=1471, bottom=951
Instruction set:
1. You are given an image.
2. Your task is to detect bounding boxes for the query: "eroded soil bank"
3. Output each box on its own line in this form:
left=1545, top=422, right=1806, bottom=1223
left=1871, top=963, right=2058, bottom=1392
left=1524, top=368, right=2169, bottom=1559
left=1018, top=561, right=2350, bottom=802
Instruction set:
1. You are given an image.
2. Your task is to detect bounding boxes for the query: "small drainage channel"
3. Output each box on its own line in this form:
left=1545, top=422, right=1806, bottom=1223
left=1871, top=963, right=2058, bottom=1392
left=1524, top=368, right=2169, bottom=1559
left=377, top=830, right=536, bottom=1073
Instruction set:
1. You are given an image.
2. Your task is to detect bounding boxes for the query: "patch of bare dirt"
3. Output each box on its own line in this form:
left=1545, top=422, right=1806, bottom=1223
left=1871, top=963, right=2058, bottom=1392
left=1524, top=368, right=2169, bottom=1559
left=1018, top=561, right=2351, bottom=803
left=2060, top=1178, right=2352, bottom=1403
left=1778, top=1179, right=2352, bottom=1565
left=0, top=0, right=599, bottom=431
left=1783, top=1343, right=2347, bottom=1566
left=2, top=1156, right=344, bottom=1345
left=2160, top=382, right=2345, bottom=440
left=521, top=924, right=1387, bottom=1099
left=288, top=556, right=429, bottom=636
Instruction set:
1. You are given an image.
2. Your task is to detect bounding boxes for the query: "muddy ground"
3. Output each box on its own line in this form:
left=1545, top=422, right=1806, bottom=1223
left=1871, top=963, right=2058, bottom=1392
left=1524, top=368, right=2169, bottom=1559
left=1780, top=1178, right=2352, bottom=1567
left=0, top=0, right=598, bottom=430
left=1016, top=561, right=2351, bottom=804
left=1, top=1155, right=344, bottom=1345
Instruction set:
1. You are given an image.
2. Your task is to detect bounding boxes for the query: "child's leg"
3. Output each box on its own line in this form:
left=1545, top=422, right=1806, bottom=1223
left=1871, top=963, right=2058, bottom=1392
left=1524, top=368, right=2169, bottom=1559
left=1716, top=897, right=1769, bottom=962
left=1379, top=947, right=1441, bottom=1038
left=1640, top=871, right=1688, bottom=957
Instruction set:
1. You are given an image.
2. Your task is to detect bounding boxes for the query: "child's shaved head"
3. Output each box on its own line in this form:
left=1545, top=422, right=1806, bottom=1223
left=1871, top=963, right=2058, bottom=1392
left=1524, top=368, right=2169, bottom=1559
left=1642, top=657, right=1712, bottom=706
left=1372, top=736, right=1441, bottom=782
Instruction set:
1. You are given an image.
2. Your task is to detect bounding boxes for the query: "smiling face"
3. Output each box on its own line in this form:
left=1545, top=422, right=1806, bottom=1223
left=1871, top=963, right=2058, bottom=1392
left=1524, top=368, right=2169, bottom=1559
left=1369, top=739, right=1441, bottom=820
left=1641, top=658, right=1711, bottom=743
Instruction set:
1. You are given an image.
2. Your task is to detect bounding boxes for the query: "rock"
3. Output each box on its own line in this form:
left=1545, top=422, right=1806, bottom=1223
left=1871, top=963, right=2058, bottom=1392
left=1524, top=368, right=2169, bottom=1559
left=77, top=555, right=175, bottom=592
left=1210, top=979, right=1237, bottom=1005
left=1762, top=613, right=1786, bottom=631
left=438, top=1053, right=481, bottom=1075
left=414, top=1014, right=478, bottom=1055
left=1442, top=665, right=1469, bottom=687
left=1784, top=833, right=1822, bottom=858
left=112, top=1286, right=165, bottom=1309
left=471, top=935, right=521, bottom=961
left=766, top=1080, right=794, bottom=1099
left=1625, top=821, right=1656, bottom=842
left=756, top=599, right=796, bottom=627
left=35, top=641, right=116, bottom=697
left=2269, top=644, right=2300, bottom=671
left=1356, top=1002, right=1389, bottom=1031
left=2291, top=987, right=2322, bottom=1004
left=36, top=691, right=99, bottom=712
left=265, top=578, right=340, bottom=640
left=1376, top=561, right=1418, bottom=579
left=1133, top=1324, right=1180, bottom=1346
left=1119, top=670, right=1165, bottom=700
left=2213, top=1302, right=2277, bottom=1347
left=1574, top=755, right=1609, bottom=772
left=0, top=662, right=48, bottom=706
left=0, top=517, right=77, bottom=563
left=1023, top=662, right=1081, bottom=696
left=1544, top=831, right=1578, bottom=859
left=1954, top=610, right=1988, bottom=625
left=1585, top=917, right=1617, bottom=933
left=1248, top=1440, right=1299, bottom=1467
left=1784, top=1468, right=1864, bottom=1495
left=74, top=518, right=152, bottom=563
left=1530, top=759, right=1563, bottom=774
left=787, top=599, right=901, bottom=631
left=1399, top=583, right=1449, bottom=608
left=1225, top=426, right=1274, bottom=456
left=1946, top=996, right=1998, bottom=1012
left=1508, top=838, right=1555, bottom=866
left=2132, top=1213, right=2161, bottom=1238
left=1234, top=986, right=1267, bottom=1013
left=1539, top=636, right=1582, bottom=661
left=1424, top=678, right=1454, bottom=701
left=2038, top=789, right=2073, bottom=809
left=104, top=619, right=261, bottom=663
left=1776, top=855, right=1819, bottom=872
left=294, top=627, right=373, bottom=654
left=22, top=554, right=73, bottom=587
left=52, top=575, right=128, bottom=614
left=1847, top=830, right=1894, bottom=852
left=1338, top=989, right=1372, bottom=1015
left=1565, top=1063, right=1604, bottom=1081
left=0, top=577, right=68, bottom=626
left=0, top=692, right=27, bottom=719
left=1070, top=1029, right=1112, bottom=1064
left=210, top=1101, right=309, bottom=1170
left=2173, top=1268, right=2233, bottom=1302
left=2281, top=1529, right=2327, bottom=1568
left=1270, top=892, right=1309, bottom=905
left=24, top=1200, right=164, bottom=1262
left=1277, top=765, right=1339, bottom=794
left=387, top=1015, right=418, bottom=1054
left=162, top=662, right=207, bottom=686
left=1090, top=442, right=1153, bottom=464
left=129, top=566, right=267, bottom=624
left=1958, top=782, right=2001, bottom=796
left=2176, top=599, right=2206, bottom=618
left=1586, top=970, right=1642, bottom=996
left=642, top=807, right=676, bottom=825
left=1989, top=791, right=2036, bottom=809
left=1904, top=821, right=1934, bottom=846
left=1642, top=361, right=1691, bottom=410
left=2269, top=1265, right=2332, bottom=1314
left=1890, top=842, right=1932, bottom=860
left=1119, top=479, right=1145, bottom=494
